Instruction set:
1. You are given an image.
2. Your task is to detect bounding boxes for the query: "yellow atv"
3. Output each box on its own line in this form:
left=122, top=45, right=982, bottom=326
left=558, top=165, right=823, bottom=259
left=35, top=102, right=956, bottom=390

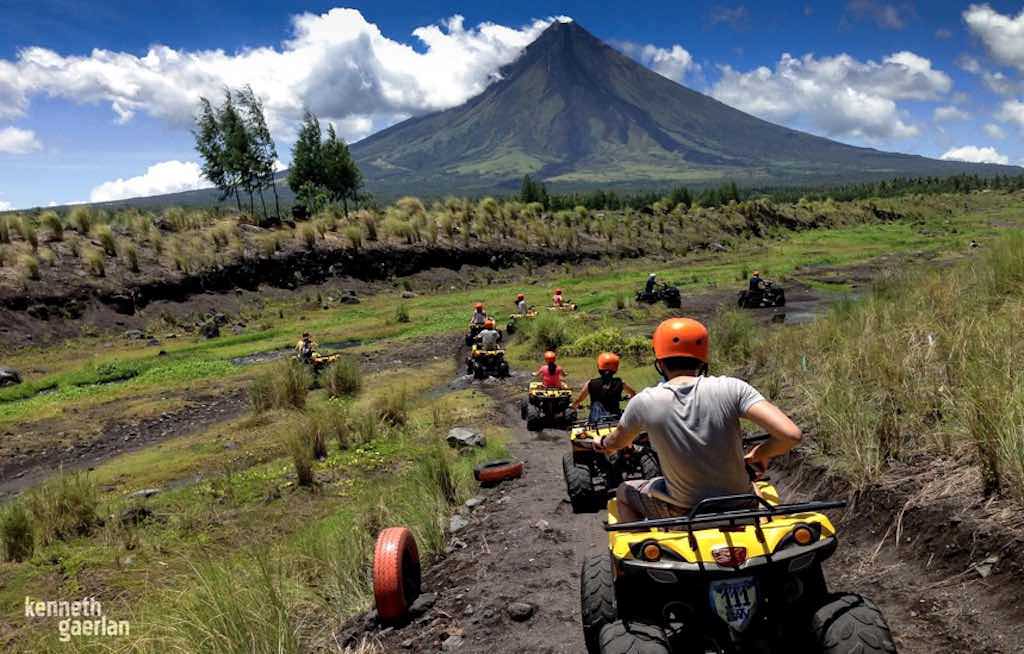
left=580, top=444, right=895, bottom=654
left=521, top=381, right=577, bottom=431
left=547, top=302, right=579, bottom=312
left=465, top=346, right=511, bottom=380
left=295, top=351, right=340, bottom=373
left=564, top=417, right=660, bottom=513
left=505, top=307, right=538, bottom=335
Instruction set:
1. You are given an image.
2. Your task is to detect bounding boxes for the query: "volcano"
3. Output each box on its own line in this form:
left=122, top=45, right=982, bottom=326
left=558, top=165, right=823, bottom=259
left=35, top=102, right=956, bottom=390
left=349, top=20, right=1017, bottom=196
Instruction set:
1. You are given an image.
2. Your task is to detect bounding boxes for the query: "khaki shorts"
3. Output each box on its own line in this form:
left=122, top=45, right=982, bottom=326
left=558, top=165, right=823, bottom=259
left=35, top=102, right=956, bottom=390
left=618, top=477, right=687, bottom=519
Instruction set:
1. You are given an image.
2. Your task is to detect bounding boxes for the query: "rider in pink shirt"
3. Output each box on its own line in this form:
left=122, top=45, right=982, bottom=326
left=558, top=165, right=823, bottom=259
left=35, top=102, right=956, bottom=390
left=552, top=288, right=565, bottom=307
left=535, top=351, right=568, bottom=387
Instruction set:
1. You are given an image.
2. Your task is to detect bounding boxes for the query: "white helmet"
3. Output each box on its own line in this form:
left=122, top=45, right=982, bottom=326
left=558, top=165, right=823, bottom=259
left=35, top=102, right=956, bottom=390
left=649, top=273, right=656, bottom=277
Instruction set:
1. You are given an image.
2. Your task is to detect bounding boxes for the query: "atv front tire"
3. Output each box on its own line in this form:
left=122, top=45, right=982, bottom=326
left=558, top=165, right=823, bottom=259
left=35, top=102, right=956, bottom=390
left=598, top=621, right=670, bottom=654
left=506, top=321, right=516, bottom=335
left=811, top=593, right=896, bottom=654
left=563, top=453, right=594, bottom=512
left=580, top=554, right=617, bottom=653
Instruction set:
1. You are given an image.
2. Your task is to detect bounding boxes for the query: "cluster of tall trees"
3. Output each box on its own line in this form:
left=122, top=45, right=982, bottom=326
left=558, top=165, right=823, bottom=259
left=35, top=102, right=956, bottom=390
left=287, top=112, right=362, bottom=216
left=194, top=86, right=280, bottom=221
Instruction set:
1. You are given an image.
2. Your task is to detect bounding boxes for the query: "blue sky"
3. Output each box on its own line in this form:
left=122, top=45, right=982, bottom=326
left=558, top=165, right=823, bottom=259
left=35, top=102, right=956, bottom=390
left=1, top=1, right=1023, bottom=209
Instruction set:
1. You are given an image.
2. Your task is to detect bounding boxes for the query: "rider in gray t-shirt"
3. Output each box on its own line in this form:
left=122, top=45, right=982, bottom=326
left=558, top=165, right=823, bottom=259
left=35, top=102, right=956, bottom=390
left=594, top=318, right=803, bottom=522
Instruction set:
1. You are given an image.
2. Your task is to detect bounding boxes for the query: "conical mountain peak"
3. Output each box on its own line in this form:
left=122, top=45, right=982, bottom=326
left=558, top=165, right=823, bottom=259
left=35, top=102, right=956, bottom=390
left=350, top=22, right=1018, bottom=197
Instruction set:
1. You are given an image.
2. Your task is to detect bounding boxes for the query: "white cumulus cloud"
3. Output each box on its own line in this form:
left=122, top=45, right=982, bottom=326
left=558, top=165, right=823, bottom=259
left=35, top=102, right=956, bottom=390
left=940, top=145, right=1009, bottom=164
left=614, top=41, right=700, bottom=82
left=996, top=98, right=1024, bottom=128
left=89, top=160, right=212, bottom=202
left=0, top=201, right=12, bottom=211
left=0, top=10, right=562, bottom=142
left=711, top=51, right=951, bottom=140
left=933, top=105, right=969, bottom=122
left=984, top=123, right=1006, bottom=139
left=963, top=4, right=1024, bottom=73
left=0, top=126, right=41, bottom=154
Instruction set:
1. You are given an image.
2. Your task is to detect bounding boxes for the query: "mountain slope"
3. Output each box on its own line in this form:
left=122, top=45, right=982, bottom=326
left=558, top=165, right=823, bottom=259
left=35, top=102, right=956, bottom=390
left=350, top=20, right=1018, bottom=196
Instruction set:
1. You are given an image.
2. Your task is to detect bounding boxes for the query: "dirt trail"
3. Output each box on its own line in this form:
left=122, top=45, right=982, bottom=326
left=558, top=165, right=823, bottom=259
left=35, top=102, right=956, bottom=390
left=352, top=382, right=1024, bottom=654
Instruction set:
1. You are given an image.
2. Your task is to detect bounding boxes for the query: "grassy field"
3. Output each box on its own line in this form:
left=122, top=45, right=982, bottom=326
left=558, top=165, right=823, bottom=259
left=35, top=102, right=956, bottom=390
left=1, top=189, right=1022, bottom=651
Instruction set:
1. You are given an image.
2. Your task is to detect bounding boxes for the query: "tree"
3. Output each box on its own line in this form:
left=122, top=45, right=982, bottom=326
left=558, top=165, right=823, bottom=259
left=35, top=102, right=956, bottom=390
left=520, top=174, right=549, bottom=206
left=193, top=98, right=238, bottom=211
left=237, top=85, right=281, bottom=219
left=218, top=90, right=257, bottom=216
left=288, top=111, right=325, bottom=209
left=322, top=123, right=362, bottom=216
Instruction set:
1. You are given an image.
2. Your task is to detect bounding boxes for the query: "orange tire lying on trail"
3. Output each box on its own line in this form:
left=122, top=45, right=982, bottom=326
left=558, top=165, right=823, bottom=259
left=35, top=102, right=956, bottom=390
left=474, top=459, right=525, bottom=484
left=373, top=527, right=421, bottom=623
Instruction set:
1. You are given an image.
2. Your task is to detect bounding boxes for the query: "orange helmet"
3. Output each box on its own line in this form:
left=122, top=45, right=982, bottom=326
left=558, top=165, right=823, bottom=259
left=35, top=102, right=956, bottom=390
left=597, top=352, right=620, bottom=373
left=474, top=302, right=484, bottom=310
left=516, top=293, right=525, bottom=301
left=652, top=318, right=709, bottom=363
left=543, top=350, right=557, bottom=363
left=484, top=318, right=495, bottom=329
left=554, top=288, right=562, bottom=294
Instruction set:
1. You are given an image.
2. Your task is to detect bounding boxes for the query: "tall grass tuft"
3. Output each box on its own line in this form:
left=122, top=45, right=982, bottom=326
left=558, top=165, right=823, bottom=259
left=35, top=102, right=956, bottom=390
left=249, top=359, right=312, bottom=412
left=69, top=206, right=93, bottom=234
left=92, top=223, right=118, bottom=256
left=122, top=242, right=140, bottom=272
left=394, top=303, right=411, bottom=323
left=288, top=429, right=316, bottom=486
left=19, top=254, right=39, bottom=281
left=373, top=385, right=410, bottom=426
left=1, top=501, right=34, bottom=562
left=24, top=471, right=99, bottom=545
left=82, top=246, right=105, bottom=276
left=40, top=211, right=63, bottom=241
left=323, top=356, right=362, bottom=398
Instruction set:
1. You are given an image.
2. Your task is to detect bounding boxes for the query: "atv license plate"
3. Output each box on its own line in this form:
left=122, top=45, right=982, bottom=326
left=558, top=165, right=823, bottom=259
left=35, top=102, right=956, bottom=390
left=709, top=577, right=757, bottom=632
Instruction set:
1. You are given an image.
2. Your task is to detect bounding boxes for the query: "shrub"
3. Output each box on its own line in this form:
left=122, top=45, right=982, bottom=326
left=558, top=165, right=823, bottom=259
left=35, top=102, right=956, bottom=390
left=1, top=501, right=34, bottom=562
left=324, top=357, right=362, bottom=397
left=93, top=224, right=117, bottom=256
left=82, top=246, right=105, bottom=276
left=526, top=311, right=576, bottom=352
left=24, top=471, right=99, bottom=545
left=562, top=327, right=649, bottom=362
left=249, top=359, right=313, bottom=412
left=0, top=216, right=9, bottom=243
left=69, top=206, right=93, bottom=234
left=248, top=372, right=277, bottom=413
left=21, top=218, right=38, bottom=250
left=299, top=412, right=329, bottom=461
left=394, top=303, right=410, bottom=323
left=712, top=308, right=756, bottom=367
left=40, top=211, right=63, bottom=241
left=19, top=254, right=39, bottom=281
left=37, top=247, right=55, bottom=267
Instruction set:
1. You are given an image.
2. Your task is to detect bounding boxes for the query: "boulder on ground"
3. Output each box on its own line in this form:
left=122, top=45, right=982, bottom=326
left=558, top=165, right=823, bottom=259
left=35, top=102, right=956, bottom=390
left=0, top=367, right=22, bottom=387
left=447, top=427, right=486, bottom=449
left=123, top=329, right=145, bottom=340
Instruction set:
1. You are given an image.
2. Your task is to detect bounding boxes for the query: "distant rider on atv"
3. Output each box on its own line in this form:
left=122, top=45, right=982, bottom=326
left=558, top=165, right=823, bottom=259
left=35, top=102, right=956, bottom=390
left=295, top=332, right=317, bottom=364
left=515, top=293, right=527, bottom=314
left=552, top=288, right=566, bottom=307
left=470, top=302, right=487, bottom=327
left=534, top=350, right=568, bottom=388
left=644, top=273, right=657, bottom=295
left=475, top=318, right=502, bottom=351
left=571, top=352, right=637, bottom=422
left=591, top=317, right=802, bottom=522
left=749, top=271, right=763, bottom=292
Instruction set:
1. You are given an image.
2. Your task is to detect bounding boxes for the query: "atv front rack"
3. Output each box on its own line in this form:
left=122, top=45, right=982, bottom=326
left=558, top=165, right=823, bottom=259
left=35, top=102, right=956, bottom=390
left=606, top=493, right=847, bottom=571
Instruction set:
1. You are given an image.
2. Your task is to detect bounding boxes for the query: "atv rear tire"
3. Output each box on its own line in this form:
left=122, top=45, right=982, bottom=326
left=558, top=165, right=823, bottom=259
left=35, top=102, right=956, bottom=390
left=474, top=459, right=524, bottom=484
left=580, top=554, right=617, bottom=653
left=526, top=406, right=543, bottom=432
left=498, top=361, right=510, bottom=378
left=506, top=321, right=516, bottom=335
left=520, top=401, right=528, bottom=421
left=598, top=621, right=670, bottom=654
left=811, top=593, right=896, bottom=653
left=563, top=453, right=594, bottom=513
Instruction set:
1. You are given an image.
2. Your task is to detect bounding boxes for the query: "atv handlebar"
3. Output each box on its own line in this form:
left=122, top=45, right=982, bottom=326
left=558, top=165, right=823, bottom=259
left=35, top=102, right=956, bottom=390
left=605, top=496, right=847, bottom=532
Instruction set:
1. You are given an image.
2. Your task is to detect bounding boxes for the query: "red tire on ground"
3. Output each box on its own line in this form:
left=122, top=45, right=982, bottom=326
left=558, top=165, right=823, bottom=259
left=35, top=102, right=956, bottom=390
left=372, top=527, right=421, bottom=623
left=474, top=459, right=524, bottom=484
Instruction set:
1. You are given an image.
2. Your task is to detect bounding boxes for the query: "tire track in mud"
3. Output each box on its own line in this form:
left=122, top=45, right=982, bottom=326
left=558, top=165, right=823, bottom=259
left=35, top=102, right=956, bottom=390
left=355, top=382, right=1024, bottom=653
